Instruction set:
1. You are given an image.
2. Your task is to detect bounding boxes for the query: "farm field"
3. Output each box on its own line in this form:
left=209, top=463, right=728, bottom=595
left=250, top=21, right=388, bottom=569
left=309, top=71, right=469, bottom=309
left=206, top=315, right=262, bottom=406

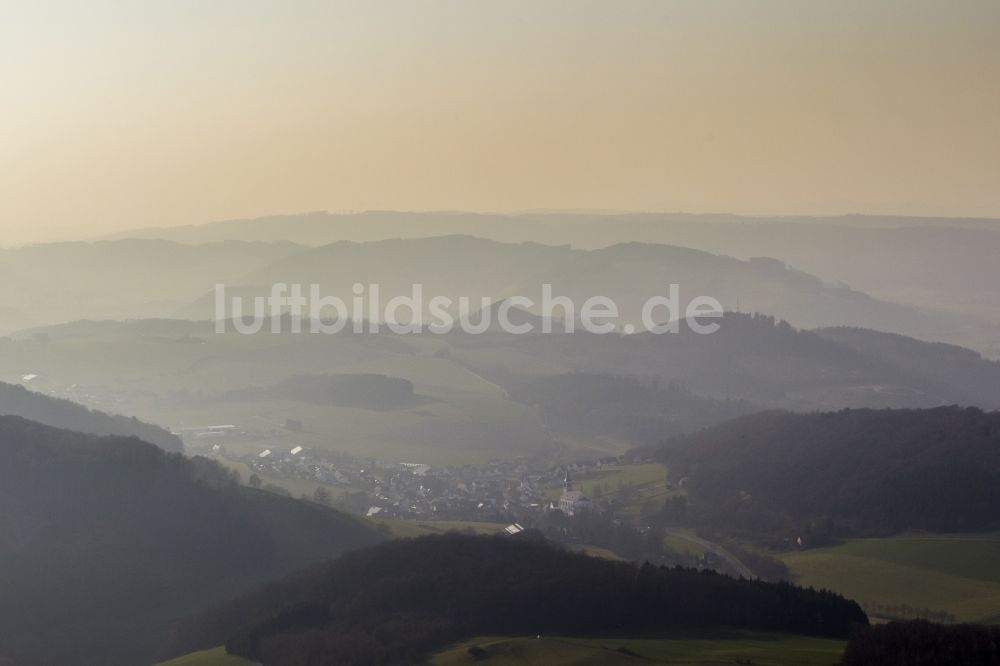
left=781, top=533, right=1000, bottom=622
left=544, top=463, right=674, bottom=519
left=663, top=528, right=712, bottom=558
left=570, top=544, right=624, bottom=561
left=431, top=631, right=847, bottom=666
left=155, top=647, right=255, bottom=666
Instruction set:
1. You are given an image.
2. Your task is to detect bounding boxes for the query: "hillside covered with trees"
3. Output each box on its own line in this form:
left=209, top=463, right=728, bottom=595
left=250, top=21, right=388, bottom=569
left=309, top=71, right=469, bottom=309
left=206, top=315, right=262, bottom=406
left=455, top=312, right=1000, bottom=412
left=508, top=372, right=753, bottom=444
left=175, top=532, right=867, bottom=666
left=0, top=380, right=183, bottom=451
left=841, top=620, right=1000, bottom=666
left=648, top=406, right=1000, bottom=546
left=0, top=416, right=382, bottom=666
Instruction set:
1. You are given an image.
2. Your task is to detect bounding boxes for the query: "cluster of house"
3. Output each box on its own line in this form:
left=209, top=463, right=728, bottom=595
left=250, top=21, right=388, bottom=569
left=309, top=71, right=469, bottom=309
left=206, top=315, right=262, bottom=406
left=356, top=465, right=596, bottom=521
left=351, top=461, right=591, bottom=522
left=214, top=442, right=604, bottom=522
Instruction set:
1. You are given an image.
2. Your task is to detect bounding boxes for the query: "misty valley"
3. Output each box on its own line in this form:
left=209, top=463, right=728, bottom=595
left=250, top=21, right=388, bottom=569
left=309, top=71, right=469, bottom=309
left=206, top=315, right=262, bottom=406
left=4, top=3, right=1000, bottom=664
left=1, top=216, right=999, bottom=665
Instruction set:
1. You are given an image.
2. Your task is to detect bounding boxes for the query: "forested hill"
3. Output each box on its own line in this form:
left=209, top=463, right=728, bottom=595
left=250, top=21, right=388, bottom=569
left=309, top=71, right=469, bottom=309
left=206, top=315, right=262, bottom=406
left=175, top=533, right=867, bottom=666
left=814, top=326, right=1000, bottom=407
left=0, top=416, right=382, bottom=666
left=0, top=381, right=183, bottom=452
left=508, top=373, right=754, bottom=443
left=646, top=406, right=1000, bottom=545
left=452, top=312, right=1000, bottom=412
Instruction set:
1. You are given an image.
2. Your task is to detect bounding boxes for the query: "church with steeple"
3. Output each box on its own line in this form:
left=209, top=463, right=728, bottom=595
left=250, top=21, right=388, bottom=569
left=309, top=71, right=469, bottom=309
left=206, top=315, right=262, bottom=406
left=556, top=469, right=592, bottom=516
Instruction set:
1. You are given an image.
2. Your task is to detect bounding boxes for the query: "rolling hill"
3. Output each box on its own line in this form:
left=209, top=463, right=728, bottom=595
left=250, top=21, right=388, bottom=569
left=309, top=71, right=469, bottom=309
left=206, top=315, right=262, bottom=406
left=781, top=534, right=1000, bottom=623
left=430, top=632, right=848, bottom=666
left=0, top=416, right=382, bottom=666
left=507, top=373, right=754, bottom=444
left=104, top=210, right=1000, bottom=355
left=171, top=532, right=865, bottom=666
left=646, top=406, right=1000, bottom=545
left=223, top=373, right=417, bottom=409
left=0, top=380, right=183, bottom=451
left=185, top=235, right=954, bottom=342
left=0, top=239, right=301, bottom=332
left=814, top=326, right=1000, bottom=407
left=5, top=313, right=1000, bottom=466
left=4, top=230, right=992, bottom=355
left=452, top=312, right=1000, bottom=412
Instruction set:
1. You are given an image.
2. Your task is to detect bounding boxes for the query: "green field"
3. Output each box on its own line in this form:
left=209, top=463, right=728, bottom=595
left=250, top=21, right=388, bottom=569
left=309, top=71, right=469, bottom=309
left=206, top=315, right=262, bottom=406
left=570, top=544, right=625, bottom=561
left=544, top=463, right=675, bottom=519
left=155, top=646, right=255, bottom=666
left=546, top=463, right=668, bottom=499
left=432, top=631, right=846, bottom=666
left=781, top=533, right=1000, bottom=622
left=663, top=529, right=711, bottom=558
left=160, top=632, right=845, bottom=666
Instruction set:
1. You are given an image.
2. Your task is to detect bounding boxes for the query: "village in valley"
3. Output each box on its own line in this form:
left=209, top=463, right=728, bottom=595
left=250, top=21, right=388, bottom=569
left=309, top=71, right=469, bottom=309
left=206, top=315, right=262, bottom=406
left=189, top=426, right=636, bottom=522
left=175, top=423, right=725, bottom=572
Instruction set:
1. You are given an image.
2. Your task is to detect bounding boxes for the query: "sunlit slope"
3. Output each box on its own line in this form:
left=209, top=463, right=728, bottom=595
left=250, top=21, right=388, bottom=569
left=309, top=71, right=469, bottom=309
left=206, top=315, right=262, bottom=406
left=782, top=535, right=1000, bottom=622
left=431, top=632, right=846, bottom=666
left=155, top=647, right=255, bottom=666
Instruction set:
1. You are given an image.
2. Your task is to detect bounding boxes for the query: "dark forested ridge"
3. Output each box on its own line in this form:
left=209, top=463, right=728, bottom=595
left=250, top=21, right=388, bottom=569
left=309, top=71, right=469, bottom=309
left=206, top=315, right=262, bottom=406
left=175, top=234, right=968, bottom=346
left=647, top=407, right=1000, bottom=545
left=508, top=373, right=754, bottom=443
left=841, top=620, right=1000, bottom=666
left=453, top=312, right=1000, bottom=412
left=815, top=326, right=1000, bottom=407
left=101, top=212, right=1000, bottom=351
left=0, top=380, right=183, bottom=451
left=176, top=532, right=867, bottom=666
left=0, top=416, right=382, bottom=666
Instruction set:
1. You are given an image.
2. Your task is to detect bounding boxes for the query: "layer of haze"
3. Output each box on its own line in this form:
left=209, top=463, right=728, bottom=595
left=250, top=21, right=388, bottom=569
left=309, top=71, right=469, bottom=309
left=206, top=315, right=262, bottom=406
left=2, top=0, right=999, bottom=245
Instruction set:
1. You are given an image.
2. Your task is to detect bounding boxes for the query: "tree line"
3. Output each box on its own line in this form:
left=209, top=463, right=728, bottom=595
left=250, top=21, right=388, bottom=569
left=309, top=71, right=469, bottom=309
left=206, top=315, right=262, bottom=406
left=643, top=406, right=1000, bottom=546
left=175, top=532, right=868, bottom=666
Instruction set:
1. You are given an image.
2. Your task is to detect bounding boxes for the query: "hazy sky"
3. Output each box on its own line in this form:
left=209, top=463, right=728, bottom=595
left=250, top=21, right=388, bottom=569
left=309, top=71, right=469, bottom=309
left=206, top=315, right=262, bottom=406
left=2, top=0, right=999, bottom=244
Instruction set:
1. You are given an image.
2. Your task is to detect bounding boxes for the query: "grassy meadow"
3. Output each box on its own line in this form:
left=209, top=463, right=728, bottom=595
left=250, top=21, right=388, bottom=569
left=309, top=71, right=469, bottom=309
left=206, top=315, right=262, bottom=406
left=431, top=631, right=847, bottom=666
left=781, top=533, right=1000, bottom=623
left=155, top=647, right=255, bottom=666
left=543, top=463, right=676, bottom=520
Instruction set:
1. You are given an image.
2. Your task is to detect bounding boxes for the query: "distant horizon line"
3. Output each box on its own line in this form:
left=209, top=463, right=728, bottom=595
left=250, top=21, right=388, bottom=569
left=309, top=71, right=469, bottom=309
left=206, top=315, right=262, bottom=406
left=4, top=207, right=999, bottom=249
left=159, top=207, right=1000, bottom=224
